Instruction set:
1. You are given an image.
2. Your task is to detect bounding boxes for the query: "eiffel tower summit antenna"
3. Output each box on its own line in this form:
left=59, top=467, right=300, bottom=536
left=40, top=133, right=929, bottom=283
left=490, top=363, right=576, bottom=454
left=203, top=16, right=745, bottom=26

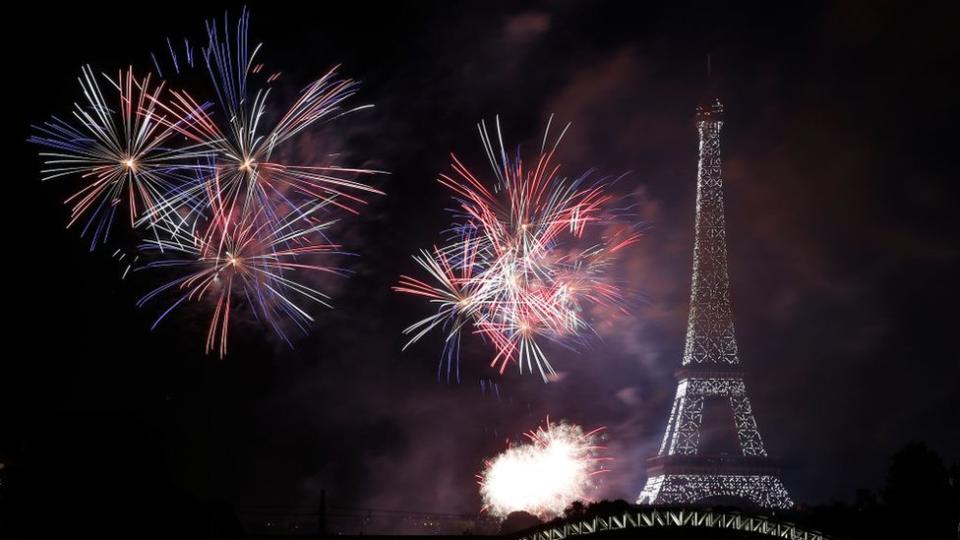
left=636, top=98, right=793, bottom=509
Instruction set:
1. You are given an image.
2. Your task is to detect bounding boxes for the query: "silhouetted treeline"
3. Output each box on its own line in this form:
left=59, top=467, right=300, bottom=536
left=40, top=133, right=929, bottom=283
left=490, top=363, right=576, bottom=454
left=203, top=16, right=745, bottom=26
left=799, top=442, right=959, bottom=539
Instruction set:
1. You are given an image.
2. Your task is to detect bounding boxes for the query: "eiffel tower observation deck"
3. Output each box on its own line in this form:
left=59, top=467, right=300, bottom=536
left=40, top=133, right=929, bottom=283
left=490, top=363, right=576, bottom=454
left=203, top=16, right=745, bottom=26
left=637, top=100, right=793, bottom=509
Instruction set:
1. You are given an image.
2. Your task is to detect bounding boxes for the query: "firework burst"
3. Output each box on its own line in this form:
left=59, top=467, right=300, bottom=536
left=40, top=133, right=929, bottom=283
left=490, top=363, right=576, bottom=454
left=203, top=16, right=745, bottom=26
left=396, top=117, right=639, bottom=381
left=478, top=418, right=610, bottom=519
left=30, top=9, right=383, bottom=356
left=148, top=9, right=384, bottom=232
left=29, top=65, right=211, bottom=248
left=137, top=188, right=344, bottom=358
left=134, top=10, right=383, bottom=355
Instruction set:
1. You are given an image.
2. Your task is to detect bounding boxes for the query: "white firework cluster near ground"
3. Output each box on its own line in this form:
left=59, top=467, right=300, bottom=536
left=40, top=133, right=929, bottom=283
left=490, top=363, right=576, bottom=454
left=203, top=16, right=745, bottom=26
left=479, top=419, right=610, bottom=520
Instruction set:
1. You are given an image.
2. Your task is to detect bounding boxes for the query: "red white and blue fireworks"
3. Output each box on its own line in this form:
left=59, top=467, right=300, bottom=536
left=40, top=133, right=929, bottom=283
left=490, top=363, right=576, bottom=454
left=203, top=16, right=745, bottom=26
left=29, top=8, right=383, bottom=356
left=395, top=117, right=639, bottom=381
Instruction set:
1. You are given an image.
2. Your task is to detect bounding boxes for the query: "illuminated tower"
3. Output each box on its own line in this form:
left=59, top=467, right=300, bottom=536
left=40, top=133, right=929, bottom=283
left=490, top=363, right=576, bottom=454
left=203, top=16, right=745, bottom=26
left=637, top=100, right=792, bottom=508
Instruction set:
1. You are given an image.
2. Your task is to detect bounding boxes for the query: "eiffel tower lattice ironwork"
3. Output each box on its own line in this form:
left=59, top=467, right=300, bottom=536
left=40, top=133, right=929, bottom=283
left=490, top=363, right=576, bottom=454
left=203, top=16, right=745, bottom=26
left=637, top=100, right=793, bottom=509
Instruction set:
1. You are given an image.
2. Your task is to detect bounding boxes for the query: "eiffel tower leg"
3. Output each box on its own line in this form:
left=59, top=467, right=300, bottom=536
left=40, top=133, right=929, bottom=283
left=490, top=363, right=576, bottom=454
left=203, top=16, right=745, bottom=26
left=730, top=394, right=767, bottom=457
left=671, top=391, right=704, bottom=455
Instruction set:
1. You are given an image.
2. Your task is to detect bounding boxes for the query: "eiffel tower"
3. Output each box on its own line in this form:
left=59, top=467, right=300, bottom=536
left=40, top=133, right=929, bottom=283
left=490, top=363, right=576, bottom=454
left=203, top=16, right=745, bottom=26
left=637, top=100, right=793, bottom=509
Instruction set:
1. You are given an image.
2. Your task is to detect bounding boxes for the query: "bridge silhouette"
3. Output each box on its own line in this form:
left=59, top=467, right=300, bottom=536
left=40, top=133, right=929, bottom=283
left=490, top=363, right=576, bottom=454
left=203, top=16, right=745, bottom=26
left=519, top=507, right=831, bottom=540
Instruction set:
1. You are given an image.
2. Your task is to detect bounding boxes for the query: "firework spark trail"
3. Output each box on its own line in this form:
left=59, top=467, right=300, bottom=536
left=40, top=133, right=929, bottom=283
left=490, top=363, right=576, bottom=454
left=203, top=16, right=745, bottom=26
left=396, top=117, right=639, bottom=381
left=29, top=65, right=213, bottom=249
left=478, top=418, right=610, bottom=519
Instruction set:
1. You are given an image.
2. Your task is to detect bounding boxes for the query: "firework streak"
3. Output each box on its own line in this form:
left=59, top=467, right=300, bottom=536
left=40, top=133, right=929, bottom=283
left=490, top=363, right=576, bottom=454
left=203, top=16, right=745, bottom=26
left=395, top=117, right=639, bottom=381
left=29, top=8, right=383, bottom=356
left=478, top=418, right=610, bottom=519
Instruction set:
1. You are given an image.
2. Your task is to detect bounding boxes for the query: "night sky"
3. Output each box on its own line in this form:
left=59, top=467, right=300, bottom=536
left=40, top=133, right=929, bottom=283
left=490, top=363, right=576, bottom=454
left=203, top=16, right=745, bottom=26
left=4, top=0, right=959, bottom=526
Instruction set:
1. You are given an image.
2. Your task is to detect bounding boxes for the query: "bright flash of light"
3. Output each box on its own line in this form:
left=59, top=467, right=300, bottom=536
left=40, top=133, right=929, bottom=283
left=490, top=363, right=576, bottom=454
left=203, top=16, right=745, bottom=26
left=478, top=418, right=610, bottom=520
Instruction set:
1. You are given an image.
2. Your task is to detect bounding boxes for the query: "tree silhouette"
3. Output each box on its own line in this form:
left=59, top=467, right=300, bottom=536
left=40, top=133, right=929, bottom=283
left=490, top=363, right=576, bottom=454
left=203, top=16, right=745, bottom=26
left=563, top=501, right=586, bottom=520
left=499, top=511, right=542, bottom=535
left=882, top=442, right=956, bottom=538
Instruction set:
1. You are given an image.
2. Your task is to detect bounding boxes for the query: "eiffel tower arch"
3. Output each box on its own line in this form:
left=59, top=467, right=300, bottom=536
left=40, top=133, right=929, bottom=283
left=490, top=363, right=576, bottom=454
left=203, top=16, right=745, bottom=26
left=637, top=100, right=793, bottom=509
